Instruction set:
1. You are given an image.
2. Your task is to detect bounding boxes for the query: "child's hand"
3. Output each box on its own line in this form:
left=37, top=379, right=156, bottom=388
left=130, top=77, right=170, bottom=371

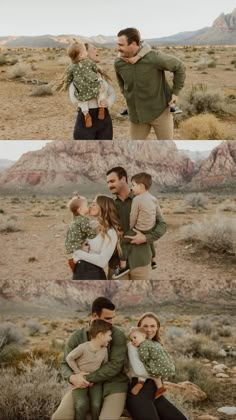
left=99, top=99, right=108, bottom=107
left=121, top=55, right=141, bottom=64
left=82, top=242, right=90, bottom=252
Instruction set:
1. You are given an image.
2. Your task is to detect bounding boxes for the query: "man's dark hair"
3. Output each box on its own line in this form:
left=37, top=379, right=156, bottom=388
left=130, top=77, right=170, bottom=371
left=89, top=319, right=112, bottom=338
left=92, top=296, right=115, bottom=317
left=117, top=28, right=141, bottom=46
left=106, top=167, right=128, bottom=182
left=131, top=172, right=152, bottom=190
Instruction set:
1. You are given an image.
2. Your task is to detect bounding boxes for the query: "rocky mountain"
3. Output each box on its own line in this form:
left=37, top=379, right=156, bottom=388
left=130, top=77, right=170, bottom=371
left=189, top=140, right=236, bottom=190
left=0, top=140, right=195, bottom=193
left=1, top=278, right=235, bottom=310
left=1, top=9, right=236, bottom=47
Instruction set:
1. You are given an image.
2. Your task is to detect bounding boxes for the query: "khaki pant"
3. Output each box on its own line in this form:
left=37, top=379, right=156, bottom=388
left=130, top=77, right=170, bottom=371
left=108, top=264, right=151, bottom=280
left=51, top=390, right=126, bottom=420
left=129, top=107, right=173, bottom=140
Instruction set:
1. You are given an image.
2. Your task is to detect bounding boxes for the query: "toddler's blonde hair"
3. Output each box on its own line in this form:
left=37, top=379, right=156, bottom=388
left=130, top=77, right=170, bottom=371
left=68, top=196, right=87, bottom=216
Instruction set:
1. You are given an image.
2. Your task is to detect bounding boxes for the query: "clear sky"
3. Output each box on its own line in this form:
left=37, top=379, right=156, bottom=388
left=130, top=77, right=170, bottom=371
left=0, top=141, right=223, bottom=161
left=1, top=0, right=235, bottom=38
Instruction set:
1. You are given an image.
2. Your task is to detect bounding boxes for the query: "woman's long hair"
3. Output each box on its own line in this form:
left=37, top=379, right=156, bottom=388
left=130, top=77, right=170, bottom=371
left=96, top=195, right=123, bottom=256
left=137, top=312, right=161, bottom=343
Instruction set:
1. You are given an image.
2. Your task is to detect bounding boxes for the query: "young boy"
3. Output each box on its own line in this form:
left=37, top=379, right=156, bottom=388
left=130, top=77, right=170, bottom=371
left=65, top=319, right=112, bottom=420
left=128, top=327, right=175, bottom=398
left=112, top=172, right=161, bottom=279
left=65, top=195, right=97, bottom=272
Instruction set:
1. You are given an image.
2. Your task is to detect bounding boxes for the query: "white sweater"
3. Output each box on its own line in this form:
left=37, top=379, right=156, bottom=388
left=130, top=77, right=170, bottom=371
left=127, top=341, right=149, bottom=378
left=69, top=77, right=116, bottom=108
left=73, top=228, right=117, bottom=269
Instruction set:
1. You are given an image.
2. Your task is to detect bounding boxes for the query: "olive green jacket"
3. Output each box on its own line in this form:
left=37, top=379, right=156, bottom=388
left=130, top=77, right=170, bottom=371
left=61, top=325, right=129, bottom=397
left=114, top=50, right=186, bottom=123
left=112, top=192, right=167, bottom=270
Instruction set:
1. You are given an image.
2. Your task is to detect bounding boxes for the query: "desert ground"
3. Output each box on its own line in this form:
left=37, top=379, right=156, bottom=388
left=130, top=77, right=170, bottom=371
left=0, top=45, right=236, bottom=140
left=0, top=190, right=235, bottom=283
left=0, top=299, right=235, bottom=419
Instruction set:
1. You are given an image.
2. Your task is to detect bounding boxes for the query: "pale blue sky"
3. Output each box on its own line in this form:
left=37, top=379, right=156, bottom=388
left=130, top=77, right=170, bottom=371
left=0, top=141, right=223, bottom=161
left=1, top=0, right=235, bottom=38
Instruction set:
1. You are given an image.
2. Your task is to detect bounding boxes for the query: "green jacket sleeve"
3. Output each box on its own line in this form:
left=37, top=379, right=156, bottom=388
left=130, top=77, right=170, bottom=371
left=154, top=51, right=186, bottom=95
left=114, top=60, right=124, bottom=95
left=145, top=214, right=167, bottom=245
left=86, top=327, right=127, bottom=383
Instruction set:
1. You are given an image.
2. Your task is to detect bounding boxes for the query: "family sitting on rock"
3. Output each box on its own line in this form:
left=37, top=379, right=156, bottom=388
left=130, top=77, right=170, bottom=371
left=51, top=296, right=187, bottom=420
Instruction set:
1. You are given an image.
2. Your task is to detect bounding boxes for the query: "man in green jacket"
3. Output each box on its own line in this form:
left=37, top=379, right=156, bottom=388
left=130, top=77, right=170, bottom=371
left=52, top=297, right=128, bottom=420
left=115, top=27, right=186, bottom=140
left=106, top=166, right=167, bottom=280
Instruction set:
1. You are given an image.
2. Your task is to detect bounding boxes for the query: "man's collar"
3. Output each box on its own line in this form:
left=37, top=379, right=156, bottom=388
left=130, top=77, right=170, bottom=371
left=115, top=191, right=135, bottom=201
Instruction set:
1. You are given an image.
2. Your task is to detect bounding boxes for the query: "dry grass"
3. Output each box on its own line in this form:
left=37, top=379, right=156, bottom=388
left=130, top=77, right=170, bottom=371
left=179, top=114, right=234, bottom=139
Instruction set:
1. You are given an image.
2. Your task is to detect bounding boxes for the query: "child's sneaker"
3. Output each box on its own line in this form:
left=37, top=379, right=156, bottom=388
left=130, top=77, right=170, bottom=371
left=120, top=108, right=128, bottom=116
left=154, top=386, right=166, bottom=399
left=131, top=381, right=145, bottom=395
left=151, top=261, right=158, bottom=270
left=84, top=112, right=92, bottom=127
left=98, top=107, right=105, bottom=120
left=170, top=104, right=182, bottom=114
left=112, top=265, right=130, bottom=279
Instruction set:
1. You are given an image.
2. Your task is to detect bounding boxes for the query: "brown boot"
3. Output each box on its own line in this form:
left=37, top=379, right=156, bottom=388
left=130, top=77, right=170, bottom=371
left=84, top=112, right=92, bottom=128
left=68, top=258, right=76, bottom=273
left=98, top=107, right=105, bottom=120
left=154, top=386, right=166, bottom=399
left=131, top=381, right=145, bottom=395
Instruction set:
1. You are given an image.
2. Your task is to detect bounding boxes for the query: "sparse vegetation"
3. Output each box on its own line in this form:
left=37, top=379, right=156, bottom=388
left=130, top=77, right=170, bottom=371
left=25, top=320, right=43, bottom=336
left=30, top=85, right=53, bottom=97
left=8, top=62, right=32, bottom=79
left=0, top=215, right=20, bottom=233
left=180, top=114, right=234, bottom=139
left=179, top=214, right=236, bottom=255
left=185, top=193, right=208, bottom=209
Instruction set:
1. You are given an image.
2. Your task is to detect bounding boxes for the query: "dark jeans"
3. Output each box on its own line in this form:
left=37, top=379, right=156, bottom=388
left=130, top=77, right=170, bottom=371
left=73, top=260, right=107, bottom=280
left=73, top=108, right=113, bottom=140
left=126, top=379, right=188, bottom=420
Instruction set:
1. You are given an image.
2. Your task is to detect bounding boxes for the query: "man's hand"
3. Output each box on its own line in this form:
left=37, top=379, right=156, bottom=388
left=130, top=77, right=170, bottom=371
left=69, top=372, right=90, bottom=389
left=124, top=229, right=147, bottom=244
left=168, top=94, right=178, bottom=106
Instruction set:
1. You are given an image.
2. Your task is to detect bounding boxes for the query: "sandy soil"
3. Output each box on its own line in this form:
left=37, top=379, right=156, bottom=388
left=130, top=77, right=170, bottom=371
left=0, top=193, right=235, bottom=283
left=0, top=45, right=236, bottom=140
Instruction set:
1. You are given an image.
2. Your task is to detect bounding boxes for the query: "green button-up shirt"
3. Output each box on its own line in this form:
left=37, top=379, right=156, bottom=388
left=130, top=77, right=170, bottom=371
left=115, top=49, right=186, bottom=124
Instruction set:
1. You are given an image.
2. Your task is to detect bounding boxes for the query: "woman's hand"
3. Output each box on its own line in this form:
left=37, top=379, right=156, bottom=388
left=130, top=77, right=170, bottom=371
left=82, top=242, right=90, bottom=252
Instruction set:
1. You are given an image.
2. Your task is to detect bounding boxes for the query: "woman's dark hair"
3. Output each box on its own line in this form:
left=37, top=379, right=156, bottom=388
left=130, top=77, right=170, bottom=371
left=89, top=319, right=112, bottom=338
left=117, top=28, right=141, bottom=46
left=92, top=297, right=115, bottom=316
left=106, top=167, right=128, bottom=182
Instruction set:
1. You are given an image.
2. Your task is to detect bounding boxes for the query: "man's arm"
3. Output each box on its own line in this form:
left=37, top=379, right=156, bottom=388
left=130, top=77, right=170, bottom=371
left=86, top=328, right=127, bottom=383
left=125, top=214, right=167, bottom=245
left=155, top=51, right=186, bottom=95
left=114, top=59, right=124, bottom=94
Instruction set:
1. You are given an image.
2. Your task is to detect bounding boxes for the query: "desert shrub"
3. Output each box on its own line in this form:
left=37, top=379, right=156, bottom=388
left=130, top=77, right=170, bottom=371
left=30, top=85, right=53, bottom=97
left=166, top=331, right=221, bottom=359
left=179, top=84, right=232, bottom=117
left=207, top=49, right=215, bottom=55
left=185, top=193, right=208, bottom=208
left=0, top=323, right=24, bottom=350
left=180, top=114, right=234, bottom=140
left=179, top=214, right=236, bottom=255
left=0, top=215, right=20, bottom=233
left=173, top=356, right=219, bottom=400
left=0, top=209, right=5, bottom=214
left=207, top=60, right=216, bottom=68
left=0, top=344, right=22, bottom=364
left=164, top=391, right=193, bottom=419
left=196, top=57, right=216, bottom=70
left=8, top=62, right=32, bottom=79
left=217, top=326, right=232, bottom=337
left=165, top=326, right=186, bottom=342
left=0, top=358, right=67, bottom=420
left=9, top=58, right=18, bottom=66
left=0, top=55, right=7, bottom=65
left=25, top=320, right=43, bottom=336
left=231, top=59, right=236, bottom=65
left=191, top=319, right=212, bottom=336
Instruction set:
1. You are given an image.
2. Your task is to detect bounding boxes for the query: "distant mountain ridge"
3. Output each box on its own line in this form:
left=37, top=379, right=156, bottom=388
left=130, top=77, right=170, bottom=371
left=1, top=9, right=236, bottom=47
left=0, top=140, right=235, bottom=194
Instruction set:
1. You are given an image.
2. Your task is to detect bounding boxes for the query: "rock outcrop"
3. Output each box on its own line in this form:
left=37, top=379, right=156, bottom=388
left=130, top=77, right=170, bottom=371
left=189, top=141, right=236, bottom=190
left=0, top=140, right=195, bottom=193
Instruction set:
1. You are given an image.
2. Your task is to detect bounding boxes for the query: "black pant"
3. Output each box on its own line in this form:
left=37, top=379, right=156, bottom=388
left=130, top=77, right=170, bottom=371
left=73, top=108, right=113, bottom=140
left=73, top=260, right=107, bottom=280
left=126, top=379, right=188, bottom=420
